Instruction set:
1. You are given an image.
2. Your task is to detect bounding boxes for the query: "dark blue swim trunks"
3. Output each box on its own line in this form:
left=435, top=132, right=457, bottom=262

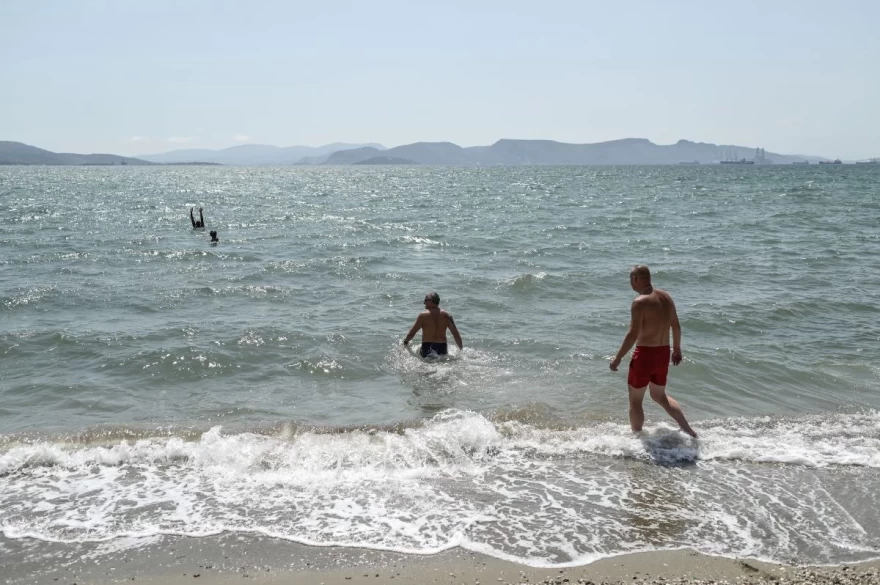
left=419, top=342, right=448, bottom=358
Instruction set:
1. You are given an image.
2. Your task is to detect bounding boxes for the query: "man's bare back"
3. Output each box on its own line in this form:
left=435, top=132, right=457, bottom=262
left=632, top=288, right=677, bottom=348
left=403, top=292, right=463, bottom=358
left=416, top=308, right=454, bottom=343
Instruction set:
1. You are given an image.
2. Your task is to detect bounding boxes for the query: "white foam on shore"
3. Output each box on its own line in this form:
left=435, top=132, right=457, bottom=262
left=1, top=410, right=879, bottom=566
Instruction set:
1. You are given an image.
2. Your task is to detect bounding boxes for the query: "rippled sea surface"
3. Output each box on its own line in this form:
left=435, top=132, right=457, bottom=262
left=1, top=165, right=879, bottom=567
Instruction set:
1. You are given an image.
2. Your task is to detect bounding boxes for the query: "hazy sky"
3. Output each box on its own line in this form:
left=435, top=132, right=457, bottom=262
left=2, top=0, right=878, bottom=158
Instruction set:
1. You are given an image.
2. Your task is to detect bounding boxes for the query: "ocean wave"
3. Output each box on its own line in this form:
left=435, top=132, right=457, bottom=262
left=398, top=235, right=445, bottom=246
left=1, top=410, right=878, bottom=566
left=504, top=272, right=548, bottom=288
left=3, top=410, right=877, bottom=476
left=1, top=285, right=60, bottom=310
left=124, top=248, right=263, bottom=263
left=194, top=284, right=293, bottom=298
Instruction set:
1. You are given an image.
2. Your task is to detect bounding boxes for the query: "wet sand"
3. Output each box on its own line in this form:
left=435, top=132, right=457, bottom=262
left=3, top=533, right=879, bottom=585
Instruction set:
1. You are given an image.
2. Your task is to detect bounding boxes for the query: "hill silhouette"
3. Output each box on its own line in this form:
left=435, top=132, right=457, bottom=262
left=318, top=139, right=826, bottom=166
left=139, top=143, right=385, bottom=165
left=0, top=142, right=153, bottom=165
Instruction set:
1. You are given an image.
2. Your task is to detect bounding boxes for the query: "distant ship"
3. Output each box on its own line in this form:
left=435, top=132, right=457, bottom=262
left=752, top=147, right=772, bottom=164
left=855, top=158, right=879, bottom=165
left=819, top=159, right=842, bottom=165
left=718, top=148, right=764, bottom=165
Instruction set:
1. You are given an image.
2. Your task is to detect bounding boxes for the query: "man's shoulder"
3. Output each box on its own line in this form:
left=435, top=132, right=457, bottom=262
left=654, top=288, right=674, bottom=300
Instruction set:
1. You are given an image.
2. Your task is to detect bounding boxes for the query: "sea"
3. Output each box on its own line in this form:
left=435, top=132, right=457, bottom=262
left=1, top=164, right=879, bottom=569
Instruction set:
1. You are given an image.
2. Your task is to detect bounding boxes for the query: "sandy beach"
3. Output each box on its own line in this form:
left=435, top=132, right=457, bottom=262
left=3, top=533, right=879, bottom=585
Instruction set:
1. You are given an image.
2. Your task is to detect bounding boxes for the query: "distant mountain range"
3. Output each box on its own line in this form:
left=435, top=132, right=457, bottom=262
left=138, top=143, right=386, bottom=165
left=145, top=138, right=828, bottom=166
left=0, top=141, right=153, bottom=165
left=1, top=138, right=834, bottom=166
left=318, top=139, right=828, bottom=166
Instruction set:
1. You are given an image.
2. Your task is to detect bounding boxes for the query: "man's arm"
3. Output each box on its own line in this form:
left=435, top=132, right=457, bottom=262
left=670, top=297, right=682, bottom=366
left=403, top=314, right=423, bottom=345
left=610, top=301, right=642, bottom=371
left=190, top=207, right=196, bottom=228
left=447, top=314, right=463, bottom=350
left=199, top=208, right=204, bottom=226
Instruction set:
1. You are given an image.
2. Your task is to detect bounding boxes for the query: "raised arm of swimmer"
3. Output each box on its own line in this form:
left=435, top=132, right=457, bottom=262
left=190, top=207, right=204, bottom=228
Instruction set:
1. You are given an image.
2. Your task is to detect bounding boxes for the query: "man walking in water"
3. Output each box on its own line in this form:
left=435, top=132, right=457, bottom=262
left=403, top=292, right=463, bottom=358
left=610, top=265, right=697, bottom=437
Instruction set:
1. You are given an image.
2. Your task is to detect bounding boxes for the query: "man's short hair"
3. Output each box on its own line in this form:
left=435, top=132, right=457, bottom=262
left=631, top=264, right=651, bottom=281
left=427, top=292, right=440, bottom=304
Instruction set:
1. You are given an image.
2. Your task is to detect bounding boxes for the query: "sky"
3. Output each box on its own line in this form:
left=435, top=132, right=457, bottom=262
left=1, top=0, right=878, bottom=159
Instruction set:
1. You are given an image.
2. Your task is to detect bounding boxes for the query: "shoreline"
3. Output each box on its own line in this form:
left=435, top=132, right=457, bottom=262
left=3, top=534, right=879, bottom=585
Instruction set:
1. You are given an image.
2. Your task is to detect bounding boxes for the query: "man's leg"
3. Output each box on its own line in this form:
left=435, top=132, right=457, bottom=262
left=628, top=385, right=648, bottom=432
left=648, top=383, right=697, bottom=438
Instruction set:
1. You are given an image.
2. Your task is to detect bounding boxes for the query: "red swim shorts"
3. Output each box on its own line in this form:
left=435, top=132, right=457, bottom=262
left=627, top=345, right=671, bottom=388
